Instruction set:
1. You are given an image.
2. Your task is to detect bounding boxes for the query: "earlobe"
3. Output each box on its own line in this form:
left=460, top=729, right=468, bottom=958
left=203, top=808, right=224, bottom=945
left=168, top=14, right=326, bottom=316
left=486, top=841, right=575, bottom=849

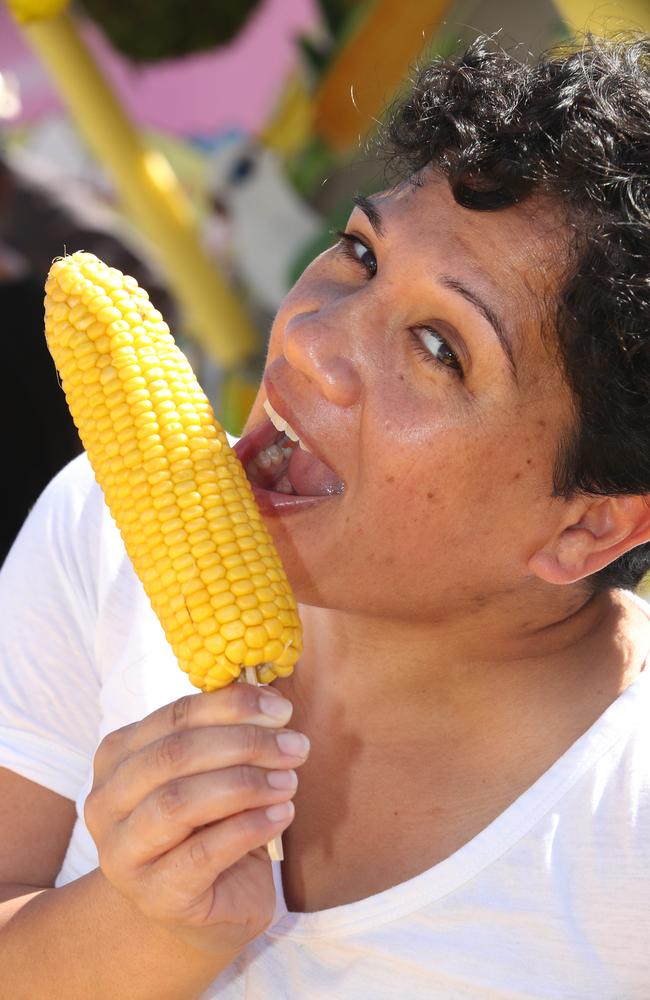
left=528, top=495, right=650, bottom=586
left=528, top=526, right=597, bottom=585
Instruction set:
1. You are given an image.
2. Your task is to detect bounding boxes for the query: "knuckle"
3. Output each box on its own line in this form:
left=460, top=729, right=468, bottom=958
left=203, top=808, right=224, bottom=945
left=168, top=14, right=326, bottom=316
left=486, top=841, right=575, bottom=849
left=187, top=830, right=211, bottom=871
left=83, top=787, right=101, bottom=834
left=168, top=695, right=193, bottom=732
left=239, top=724, right=265, bottom=761
left=156, top=779, right=186, bottom=820
left=95, top=725, right=127, bottom=767
left=232, top=807, right=263, bottom=844
left=235, top=763, right=262, bottom=793
left=155, top=730, right=187, bottom=770
left=225, top=681, right=259, bottom=720
left=86, top=767, right=131, bottom=833
left=97, top=854, right=116, bottom=887
left=96, top=841, right=123, bottom=885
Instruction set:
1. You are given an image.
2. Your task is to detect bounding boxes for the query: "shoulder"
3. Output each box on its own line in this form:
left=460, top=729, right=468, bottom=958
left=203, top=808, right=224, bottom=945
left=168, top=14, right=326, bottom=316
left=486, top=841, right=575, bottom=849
left=16, top=451, right=103, bottom=543
left=35, top=451, right=103, bottom=520
left=2, top=452, right=128, bottom=622
left=41, top=453, right=116, bottom=563
left=569, top=669, right=650, bottom=874
left=612, top=670, right=650, bottom=817
left=615, top=595, right=650, bottom=818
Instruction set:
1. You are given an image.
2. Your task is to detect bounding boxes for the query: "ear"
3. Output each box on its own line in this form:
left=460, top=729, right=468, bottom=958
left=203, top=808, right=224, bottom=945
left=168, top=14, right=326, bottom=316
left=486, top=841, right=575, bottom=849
left=528, top=494, right=650, bottom=585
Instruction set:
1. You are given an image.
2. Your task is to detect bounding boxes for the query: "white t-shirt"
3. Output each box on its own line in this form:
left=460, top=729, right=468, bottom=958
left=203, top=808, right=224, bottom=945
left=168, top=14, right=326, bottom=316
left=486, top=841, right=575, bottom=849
left=1, top=454, right=649, bottom=999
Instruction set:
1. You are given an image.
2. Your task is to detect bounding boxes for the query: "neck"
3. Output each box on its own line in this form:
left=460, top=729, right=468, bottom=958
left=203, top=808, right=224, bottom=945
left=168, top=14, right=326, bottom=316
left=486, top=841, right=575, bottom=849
left=275, top=587, right=648, bottom=913
left=279, top=586, right=646, bottom=743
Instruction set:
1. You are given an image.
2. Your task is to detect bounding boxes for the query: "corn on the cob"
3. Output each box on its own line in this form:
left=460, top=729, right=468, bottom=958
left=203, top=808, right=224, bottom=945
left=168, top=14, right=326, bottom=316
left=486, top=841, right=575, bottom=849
left=44, top=251, right=301, bottom=692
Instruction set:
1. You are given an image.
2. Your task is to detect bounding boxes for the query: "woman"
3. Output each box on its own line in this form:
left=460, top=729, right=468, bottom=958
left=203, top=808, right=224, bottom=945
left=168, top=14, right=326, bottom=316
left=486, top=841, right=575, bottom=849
left=1, top=36, right=649, bottom=998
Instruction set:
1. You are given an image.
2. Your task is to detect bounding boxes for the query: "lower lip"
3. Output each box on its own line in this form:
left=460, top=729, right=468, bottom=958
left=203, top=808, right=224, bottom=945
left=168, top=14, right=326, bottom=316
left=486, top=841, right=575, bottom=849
left=234, top=421, right=339, bottom=515
left=249, top=484, right=330, bottom=514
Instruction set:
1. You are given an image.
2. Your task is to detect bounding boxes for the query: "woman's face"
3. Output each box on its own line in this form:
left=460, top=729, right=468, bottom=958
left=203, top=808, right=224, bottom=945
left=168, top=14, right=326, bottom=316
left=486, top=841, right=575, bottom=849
left=237, top=174, right=575, bottom=621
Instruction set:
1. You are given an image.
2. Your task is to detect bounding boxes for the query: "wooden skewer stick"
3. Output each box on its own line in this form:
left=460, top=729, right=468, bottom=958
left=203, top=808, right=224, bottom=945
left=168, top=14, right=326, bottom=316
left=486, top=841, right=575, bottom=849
left=242, top=666, right=284, bottom=862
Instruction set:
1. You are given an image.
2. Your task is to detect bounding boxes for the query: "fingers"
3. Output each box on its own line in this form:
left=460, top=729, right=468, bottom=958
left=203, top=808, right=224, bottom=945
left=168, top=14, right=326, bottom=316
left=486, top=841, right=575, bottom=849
left=85, top=683, right=306, bottom=941
left=116, top=764, right=298, bottom=864
left=85, top=684, right=309, bottom=867
left=129, top=804, right=295, bottom=926
left=108, top=724, right=309, bottom=817
left=93, top=684, right=293, bottom=780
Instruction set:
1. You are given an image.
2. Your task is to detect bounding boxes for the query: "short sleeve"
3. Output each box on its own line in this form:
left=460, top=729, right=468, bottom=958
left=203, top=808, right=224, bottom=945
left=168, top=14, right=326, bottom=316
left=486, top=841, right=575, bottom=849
left=0, top=455, right=104, bottom=800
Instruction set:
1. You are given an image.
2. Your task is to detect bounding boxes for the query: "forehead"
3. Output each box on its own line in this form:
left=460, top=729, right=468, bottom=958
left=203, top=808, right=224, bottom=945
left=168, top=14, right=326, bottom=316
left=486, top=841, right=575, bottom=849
left=375, top=173, right=569, bottom=278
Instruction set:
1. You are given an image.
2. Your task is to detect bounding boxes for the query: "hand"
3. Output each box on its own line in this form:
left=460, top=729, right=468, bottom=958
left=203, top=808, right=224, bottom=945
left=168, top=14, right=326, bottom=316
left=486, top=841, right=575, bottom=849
left=85, top=684, right=309, bottom=958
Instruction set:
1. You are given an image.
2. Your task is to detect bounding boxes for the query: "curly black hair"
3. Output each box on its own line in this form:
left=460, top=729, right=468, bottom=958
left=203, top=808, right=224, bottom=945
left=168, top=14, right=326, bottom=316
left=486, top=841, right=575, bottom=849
left=376, top=34, right=650, bottom=591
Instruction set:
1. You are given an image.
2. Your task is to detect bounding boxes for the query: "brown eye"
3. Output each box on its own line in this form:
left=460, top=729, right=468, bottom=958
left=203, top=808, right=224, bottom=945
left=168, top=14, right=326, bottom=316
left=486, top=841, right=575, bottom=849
left=351, top=240, right=377, bottom=275
left=411, top=327, right=463, bottom=376
left=337, top=232, right=377, bottom=277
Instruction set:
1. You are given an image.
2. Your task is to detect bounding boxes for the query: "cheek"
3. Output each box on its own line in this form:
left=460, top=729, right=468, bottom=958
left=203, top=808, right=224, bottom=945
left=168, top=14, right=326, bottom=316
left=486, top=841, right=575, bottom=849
left=361, top=420, right=552, bottom=562
left=358, top=442, right=473, bottom=561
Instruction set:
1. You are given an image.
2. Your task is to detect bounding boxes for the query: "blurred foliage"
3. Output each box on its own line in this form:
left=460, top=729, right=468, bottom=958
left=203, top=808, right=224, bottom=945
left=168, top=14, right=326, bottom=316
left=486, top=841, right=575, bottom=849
left=298, top=0, right=372, bottom=77
left=76, top=0, right=366, bottom=65
left=317, top=0, right=359, bottom=37
left=288, top=199, right=349, bottom=286
left=77, top=0, right=261, bottom=61
left=286, top=136, right=336, bottom=200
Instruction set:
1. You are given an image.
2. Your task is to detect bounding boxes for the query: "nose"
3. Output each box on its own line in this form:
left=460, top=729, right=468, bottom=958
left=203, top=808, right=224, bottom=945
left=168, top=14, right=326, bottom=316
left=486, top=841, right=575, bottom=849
left=282, top=310, right=362, bottom=408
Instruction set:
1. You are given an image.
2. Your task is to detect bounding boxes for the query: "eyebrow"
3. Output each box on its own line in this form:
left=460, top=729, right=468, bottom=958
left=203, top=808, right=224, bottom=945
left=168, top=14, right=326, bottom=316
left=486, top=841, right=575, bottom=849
left=352, top=193, right=517, bottom=379
left=353, top=194, right=385, bottom=237
left=440, top=276, right=517, bottom=379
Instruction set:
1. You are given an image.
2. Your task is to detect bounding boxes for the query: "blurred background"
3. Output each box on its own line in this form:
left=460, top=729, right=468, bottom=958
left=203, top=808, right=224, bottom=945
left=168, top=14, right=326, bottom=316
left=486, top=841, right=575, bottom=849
left=1, top=0, right=649, bottom=564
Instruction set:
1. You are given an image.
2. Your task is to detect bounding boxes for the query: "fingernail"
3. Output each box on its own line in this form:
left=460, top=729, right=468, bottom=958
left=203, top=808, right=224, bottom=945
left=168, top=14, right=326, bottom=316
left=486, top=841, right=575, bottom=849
left=259, top=693, right=293, bottom=721
left=276, top=731, right=310, bottom=757
left=266, top=800, right=294, bottom=822
left=266, top=769, right=297, bottom=790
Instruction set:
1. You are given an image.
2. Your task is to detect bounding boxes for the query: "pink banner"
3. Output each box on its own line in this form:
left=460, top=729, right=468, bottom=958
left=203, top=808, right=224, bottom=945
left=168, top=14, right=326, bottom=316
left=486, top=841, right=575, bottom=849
left=0, top=0, right=318, bottom=135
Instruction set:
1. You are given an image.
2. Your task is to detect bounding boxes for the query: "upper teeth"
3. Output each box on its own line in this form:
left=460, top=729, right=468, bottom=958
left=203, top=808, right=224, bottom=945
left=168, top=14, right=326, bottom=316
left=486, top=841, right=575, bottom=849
left=263, top=399, right=312, bottom=453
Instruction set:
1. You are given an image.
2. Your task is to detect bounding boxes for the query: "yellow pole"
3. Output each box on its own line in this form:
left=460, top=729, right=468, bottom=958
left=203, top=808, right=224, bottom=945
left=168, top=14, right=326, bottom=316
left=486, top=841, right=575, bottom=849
left=10, top=8, right=258, bottom=368
left=551, top=0, right=650, bottom=34
left=259, top=71, right=314, bottom=160
left=313, top=0, right=455, bottom=152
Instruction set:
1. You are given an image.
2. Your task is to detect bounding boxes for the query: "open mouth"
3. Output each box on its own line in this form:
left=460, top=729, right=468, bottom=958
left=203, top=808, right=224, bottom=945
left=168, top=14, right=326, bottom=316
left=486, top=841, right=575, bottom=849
left=234, top=403, right=345, bottom=512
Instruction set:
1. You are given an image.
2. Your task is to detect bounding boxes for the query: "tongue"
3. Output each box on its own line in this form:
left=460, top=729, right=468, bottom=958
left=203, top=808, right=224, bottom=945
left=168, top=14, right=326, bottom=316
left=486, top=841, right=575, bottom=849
left=287, top=447, right=344, bottom=497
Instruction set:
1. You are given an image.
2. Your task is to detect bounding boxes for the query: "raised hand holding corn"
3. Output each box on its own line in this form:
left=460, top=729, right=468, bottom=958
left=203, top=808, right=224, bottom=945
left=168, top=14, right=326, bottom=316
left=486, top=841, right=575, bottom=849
left=44, top=252, right=302, bottom=693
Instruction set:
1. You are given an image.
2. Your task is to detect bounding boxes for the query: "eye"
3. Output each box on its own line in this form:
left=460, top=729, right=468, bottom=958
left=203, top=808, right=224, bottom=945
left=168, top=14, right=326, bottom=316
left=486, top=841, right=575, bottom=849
left=334, top=230, right=463, bottom=378
left=335, top=231, right=377, bottom=277
left=410, top=327, right=463, bottom=377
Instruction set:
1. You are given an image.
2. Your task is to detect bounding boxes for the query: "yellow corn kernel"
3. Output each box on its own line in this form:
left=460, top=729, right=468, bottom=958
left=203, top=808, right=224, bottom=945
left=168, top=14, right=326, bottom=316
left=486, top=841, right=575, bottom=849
left=44, top=252, right=301, bottom=691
